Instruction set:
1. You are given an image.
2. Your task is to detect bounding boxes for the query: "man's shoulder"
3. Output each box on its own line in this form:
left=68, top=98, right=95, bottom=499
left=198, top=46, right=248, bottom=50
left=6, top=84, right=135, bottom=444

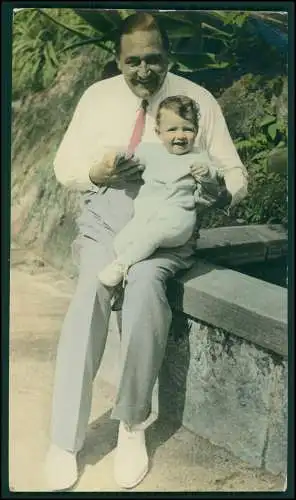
left=82, top=75, right=126, bottom=98
left=167, top=72, right=217, bottom=105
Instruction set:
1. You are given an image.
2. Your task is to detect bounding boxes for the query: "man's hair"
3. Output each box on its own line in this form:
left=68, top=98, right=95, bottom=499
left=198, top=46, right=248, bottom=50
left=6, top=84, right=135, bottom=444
left=156, top=95, right=200, bottom=131
left=115, top=12, right=170, bottom=55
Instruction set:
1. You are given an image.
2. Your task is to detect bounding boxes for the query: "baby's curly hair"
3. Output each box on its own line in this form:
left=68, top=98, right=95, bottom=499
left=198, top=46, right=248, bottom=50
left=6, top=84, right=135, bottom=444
left=156, top=95, right=200, bottom=131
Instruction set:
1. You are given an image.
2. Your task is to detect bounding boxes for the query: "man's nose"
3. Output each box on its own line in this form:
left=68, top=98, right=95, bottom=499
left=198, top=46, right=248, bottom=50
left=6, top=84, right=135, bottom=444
left=137, top=60, right=150, bottom=77
left=175, top=130, right=186, bottom=139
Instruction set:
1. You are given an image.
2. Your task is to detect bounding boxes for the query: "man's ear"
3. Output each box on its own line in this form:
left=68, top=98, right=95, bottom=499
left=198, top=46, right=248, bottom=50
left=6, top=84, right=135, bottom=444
left=155, top=126, right=160, bottom=136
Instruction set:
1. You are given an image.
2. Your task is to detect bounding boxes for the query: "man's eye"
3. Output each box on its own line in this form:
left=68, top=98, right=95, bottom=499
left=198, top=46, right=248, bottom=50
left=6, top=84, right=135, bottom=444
left=184, top=128, right=194, bottom=132
left=146, top=55, right=162, bottom=65
left=126, top=59, right=140, bottom=67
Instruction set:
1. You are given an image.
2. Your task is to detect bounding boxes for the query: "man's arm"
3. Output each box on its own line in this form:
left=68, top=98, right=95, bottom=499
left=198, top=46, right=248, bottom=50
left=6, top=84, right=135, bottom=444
left=89, top=150, right=145, bottom=186
left=203, top=97, right=248, bottom=209
left=53, top=85, right=110, bottom=190
left=54, top=85, right=144, bottom=190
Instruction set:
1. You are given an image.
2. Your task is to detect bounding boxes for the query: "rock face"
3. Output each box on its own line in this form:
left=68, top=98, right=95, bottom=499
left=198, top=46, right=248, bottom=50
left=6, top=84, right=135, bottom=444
left=11, top=45, right=112, bottom=275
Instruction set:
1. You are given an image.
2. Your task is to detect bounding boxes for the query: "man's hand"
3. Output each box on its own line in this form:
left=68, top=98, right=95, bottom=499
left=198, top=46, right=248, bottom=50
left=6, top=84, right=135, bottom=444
left=89, top=150, right=145, bottom=185
left=113, top=152, right=145, bottom=183
left=190, top=163, right=210, bottom=181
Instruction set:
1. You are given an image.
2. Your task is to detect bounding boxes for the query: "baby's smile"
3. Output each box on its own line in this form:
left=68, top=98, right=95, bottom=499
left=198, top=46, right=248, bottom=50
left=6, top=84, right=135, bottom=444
left=170, top=138, right=191, bottom=154
left=173, top=139, right=188, bottom=146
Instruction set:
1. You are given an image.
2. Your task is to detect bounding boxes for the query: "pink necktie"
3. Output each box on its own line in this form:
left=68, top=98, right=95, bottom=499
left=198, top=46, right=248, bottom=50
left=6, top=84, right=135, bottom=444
left=127, top=100, right=148, bottom=155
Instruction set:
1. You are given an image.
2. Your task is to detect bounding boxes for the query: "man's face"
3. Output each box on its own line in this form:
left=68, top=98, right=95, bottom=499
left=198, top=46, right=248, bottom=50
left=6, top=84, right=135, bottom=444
left=156, top=108, right=198, bottom=155
left=117, top=30, right=168, bottom=99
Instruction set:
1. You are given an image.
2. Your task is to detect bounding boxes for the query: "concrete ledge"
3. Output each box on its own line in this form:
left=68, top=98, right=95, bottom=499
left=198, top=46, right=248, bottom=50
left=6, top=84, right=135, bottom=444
left=196, top=224, right=287, bottom=265
left=169, top=259, right=287, bottom=357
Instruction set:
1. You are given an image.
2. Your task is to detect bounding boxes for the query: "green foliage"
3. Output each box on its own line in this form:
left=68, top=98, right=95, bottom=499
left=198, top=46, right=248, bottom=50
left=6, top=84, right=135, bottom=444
left=233, top=164, right=287, bottom=227
left=219, top=74, right=287, bottom=164
left=216, top=72, right=288, bottom=227
left=12, top=8, right=98, bottom=98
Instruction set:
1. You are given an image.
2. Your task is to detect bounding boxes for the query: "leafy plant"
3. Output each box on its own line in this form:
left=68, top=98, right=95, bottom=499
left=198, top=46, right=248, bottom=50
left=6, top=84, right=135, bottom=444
left=12, top=8, right=98, bottom=97
left=235, top=111, right=287, bottom=167
left=233, top=165, right=287, bottom=226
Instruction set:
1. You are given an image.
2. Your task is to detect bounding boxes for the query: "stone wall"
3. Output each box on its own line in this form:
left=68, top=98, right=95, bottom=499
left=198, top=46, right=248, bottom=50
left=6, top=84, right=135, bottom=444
left=99, top=308, right=287, bottom=475
left=161, top=318, right=287, bottom=475
left=98, top=249, right=288, bottom=476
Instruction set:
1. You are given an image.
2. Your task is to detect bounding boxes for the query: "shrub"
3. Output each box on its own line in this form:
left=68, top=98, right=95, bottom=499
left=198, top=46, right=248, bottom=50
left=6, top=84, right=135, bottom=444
left=216, top=73, right=287, bottom=227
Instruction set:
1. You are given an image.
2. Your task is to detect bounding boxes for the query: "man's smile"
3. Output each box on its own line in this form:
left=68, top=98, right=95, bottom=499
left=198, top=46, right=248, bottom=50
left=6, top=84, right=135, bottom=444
left=135, top=76, right=155, bottom=85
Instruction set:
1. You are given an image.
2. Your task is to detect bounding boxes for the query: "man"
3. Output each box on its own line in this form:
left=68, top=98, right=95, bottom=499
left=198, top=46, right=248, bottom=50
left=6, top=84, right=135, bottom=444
left=45, top=12, right=248, bottom=491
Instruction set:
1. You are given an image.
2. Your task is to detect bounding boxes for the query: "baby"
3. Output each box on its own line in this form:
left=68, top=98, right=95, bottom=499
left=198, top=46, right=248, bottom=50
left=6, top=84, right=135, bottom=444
left=98, top=95, right=225, bottom=287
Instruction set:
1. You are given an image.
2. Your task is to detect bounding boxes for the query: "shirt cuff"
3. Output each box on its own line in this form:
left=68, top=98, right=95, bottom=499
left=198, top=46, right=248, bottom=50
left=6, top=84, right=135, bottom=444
left=223, top=168, right=248, bottom=211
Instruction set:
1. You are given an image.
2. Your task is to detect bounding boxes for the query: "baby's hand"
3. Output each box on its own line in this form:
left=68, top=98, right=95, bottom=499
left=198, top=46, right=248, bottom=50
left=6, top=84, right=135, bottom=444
left=190, top=163, right=210, bottom=181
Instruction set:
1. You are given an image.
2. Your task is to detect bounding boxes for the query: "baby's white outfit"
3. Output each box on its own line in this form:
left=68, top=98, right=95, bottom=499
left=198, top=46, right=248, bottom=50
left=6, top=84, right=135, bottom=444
left=113, top=143, right=217, bottom=268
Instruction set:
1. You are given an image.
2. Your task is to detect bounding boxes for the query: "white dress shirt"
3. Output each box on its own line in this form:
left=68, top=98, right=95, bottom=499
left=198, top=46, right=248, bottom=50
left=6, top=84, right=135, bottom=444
left=53, top=72, right=248, bottom=205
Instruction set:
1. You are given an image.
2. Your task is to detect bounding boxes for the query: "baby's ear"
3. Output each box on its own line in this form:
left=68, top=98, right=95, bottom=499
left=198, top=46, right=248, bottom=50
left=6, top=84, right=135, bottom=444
left=155, top=126, right=160, bottom=136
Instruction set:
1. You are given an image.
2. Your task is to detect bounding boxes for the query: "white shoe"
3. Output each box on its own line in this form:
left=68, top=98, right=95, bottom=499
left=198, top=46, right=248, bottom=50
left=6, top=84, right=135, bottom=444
left=98, top=260, right=126, bottom=287
left=44, top=444, right=78, bottom=491
left=114, top=422, right=149, bottom=489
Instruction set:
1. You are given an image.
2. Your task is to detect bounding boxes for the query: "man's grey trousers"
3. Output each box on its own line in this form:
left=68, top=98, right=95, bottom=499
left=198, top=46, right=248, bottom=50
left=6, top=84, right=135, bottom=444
left=50, top=186, right=196, bottom=453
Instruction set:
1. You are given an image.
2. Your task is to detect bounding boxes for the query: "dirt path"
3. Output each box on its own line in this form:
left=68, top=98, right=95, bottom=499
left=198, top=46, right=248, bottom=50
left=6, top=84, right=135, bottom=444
left=8, top=246, right=285, bottom=492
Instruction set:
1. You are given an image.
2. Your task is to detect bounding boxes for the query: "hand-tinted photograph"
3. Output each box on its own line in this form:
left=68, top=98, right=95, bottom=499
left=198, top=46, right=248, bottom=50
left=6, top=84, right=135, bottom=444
left=8, top=6, right=289, bottom=493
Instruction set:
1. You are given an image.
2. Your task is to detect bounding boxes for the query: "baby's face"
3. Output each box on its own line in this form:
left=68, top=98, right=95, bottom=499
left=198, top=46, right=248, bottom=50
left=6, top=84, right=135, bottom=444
left=156, top=108, right=197, bottom=155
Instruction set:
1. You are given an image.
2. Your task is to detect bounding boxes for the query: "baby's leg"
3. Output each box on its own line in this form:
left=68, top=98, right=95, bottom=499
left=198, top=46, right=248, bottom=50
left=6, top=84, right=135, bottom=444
left=99, top=210, right=195, bottom=287
left=98, top=218, right=141, bottom=287
left=116, top=209, right=195, bottom=267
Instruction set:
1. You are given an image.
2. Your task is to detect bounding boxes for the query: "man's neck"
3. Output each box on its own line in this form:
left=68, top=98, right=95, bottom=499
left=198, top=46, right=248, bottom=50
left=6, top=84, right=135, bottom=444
left=148, top=76, right=168, bottom=106
left=123, top=74, right=169, bottom=110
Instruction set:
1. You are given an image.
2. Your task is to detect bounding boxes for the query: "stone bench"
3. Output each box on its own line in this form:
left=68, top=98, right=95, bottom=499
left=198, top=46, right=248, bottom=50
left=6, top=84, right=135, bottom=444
left=98, top=224, right=288, bottom=476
